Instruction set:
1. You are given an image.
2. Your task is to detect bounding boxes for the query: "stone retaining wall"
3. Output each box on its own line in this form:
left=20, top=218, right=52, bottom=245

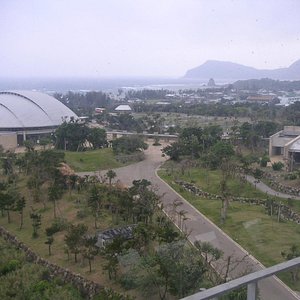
left=262, top=171, right=300, bottom=196
left=175, top=180, right=300, bottom=224
left=0, top=226, right=103, bottom=299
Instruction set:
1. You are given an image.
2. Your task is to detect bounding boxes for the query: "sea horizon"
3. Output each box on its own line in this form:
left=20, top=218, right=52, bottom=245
left=0, top=76, right=233, bottom=94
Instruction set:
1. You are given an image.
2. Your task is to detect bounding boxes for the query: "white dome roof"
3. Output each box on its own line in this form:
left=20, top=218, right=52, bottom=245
left=0, top=91, right=77, bottom=129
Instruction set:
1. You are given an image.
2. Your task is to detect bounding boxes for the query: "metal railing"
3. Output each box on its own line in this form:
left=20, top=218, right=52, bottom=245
left=181, top=257, right=300, bottom=300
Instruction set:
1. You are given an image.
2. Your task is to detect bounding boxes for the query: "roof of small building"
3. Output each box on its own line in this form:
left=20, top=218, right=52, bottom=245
left=246, top=95, right=275, bottom=102
left=96, top=225, right=136, bottom=247
left=115, top=104, right=132, bottom=111
left=289, top=139, right=300, bottom=152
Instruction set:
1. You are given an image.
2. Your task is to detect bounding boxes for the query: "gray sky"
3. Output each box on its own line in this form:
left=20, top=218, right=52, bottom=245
left=1, top=0, right=300, bottom=78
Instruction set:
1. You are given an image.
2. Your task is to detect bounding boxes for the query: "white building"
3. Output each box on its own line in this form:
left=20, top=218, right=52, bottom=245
left=269, top=126, right=300, bottom=170
left=0, top=91, right=77, bottom=150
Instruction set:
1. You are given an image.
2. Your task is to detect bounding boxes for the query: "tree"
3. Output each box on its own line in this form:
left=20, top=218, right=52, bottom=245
left=1, top=152, right=16, bottom=176
left=239, top=122, right=260, bottom=151
left=253, top=168, right=264, bottom=184
left=101, top=236, right=129, bottom=280
left=211, top=141, right=235, bottom=223
left=112, top=136, right=148, bottom=154
left=194, top=241, right=223, bottom=266
left=48, top=182, right=64, bottom=219
left=0, top=188, right=17, bottom=224
left=45, top=226, right=58, bottom=256
left=82, top=236, right=98, bottom=273
left=162, top=142, right=181, bottom=161
left=106, top=169, right=117, bottom=187
left=131, top=241, right=207, bottom=299
left=131, top=223, right=155, bottom=255
left=281, top=245, right=300, bottom=282
left=88, top=185, right=102, bottom=229
left=45, top=236, right=54, bottom=256
left=155, top=220, right=181, bottom=244
left=54, top=120, right=90, bottom=151
left=15, top=197, right=26, bottom=229
left=87, top=128, right=107, bottom=149
left=129, top=180, right=159, bottom=224
left=64, top=224, right=88, bottom=263
left=30, top=212, right=42, bottom=238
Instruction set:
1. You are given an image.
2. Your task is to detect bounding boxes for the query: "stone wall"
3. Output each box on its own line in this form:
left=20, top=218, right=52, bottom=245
left=175, top=180, right=300, bottom=224
left=262, top=171, right=300, bottom=196
left=0, top=226, right=103, bottom=299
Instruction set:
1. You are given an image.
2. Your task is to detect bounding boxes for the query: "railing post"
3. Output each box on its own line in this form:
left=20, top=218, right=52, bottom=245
left=247, top=282, right=257, bottom=300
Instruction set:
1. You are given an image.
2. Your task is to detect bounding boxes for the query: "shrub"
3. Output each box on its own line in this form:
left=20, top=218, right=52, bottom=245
left=253, top=168, right=264, bottom=180
left=119, top=273, right=138, bottom=290
left=76, top=209, right=88, bottom=219
left=260, top=156, right=270, bottom=167
left=31, top=280, right=51, bottom=293
left=272, top=161, right=284, bottom=171
left=48, top=218, right=69, bottom=233
left=0, top=259, right=21, bottom=276
left=284, top=173, right=297, bottom=180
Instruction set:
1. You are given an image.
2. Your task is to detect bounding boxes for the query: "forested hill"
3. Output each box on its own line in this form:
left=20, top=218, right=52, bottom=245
left=232, top=78, right=300, bottom=91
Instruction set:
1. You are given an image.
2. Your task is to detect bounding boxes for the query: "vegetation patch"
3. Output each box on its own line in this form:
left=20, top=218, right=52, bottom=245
left=65, top=148, right=123, bottom=172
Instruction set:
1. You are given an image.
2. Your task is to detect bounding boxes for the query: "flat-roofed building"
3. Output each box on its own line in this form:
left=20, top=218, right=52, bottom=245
left=269, top=126, right=300, bottom=170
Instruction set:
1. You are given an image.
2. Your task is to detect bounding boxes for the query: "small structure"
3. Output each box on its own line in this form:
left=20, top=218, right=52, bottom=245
left=246, top=95, right=277, bottom=104
left=95, top=107, right=106, bottom=114
left=269, top=126, right=300, bottom=170
left=95, top=225, right=136, bottom=248
left=207, top=78, right=216, bottom=87
left=114, top=104, right=132, bottom=113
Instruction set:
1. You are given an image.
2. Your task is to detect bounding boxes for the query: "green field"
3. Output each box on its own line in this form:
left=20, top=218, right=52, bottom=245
left=64, top=148, right=123, bottom=172
left=159, top=167, right=300, bottom=290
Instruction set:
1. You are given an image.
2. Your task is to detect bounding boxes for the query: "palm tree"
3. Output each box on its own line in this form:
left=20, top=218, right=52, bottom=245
left=106, top=169, right=117, bottom=187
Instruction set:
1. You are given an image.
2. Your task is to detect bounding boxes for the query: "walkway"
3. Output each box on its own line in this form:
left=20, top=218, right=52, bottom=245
left=245, top=175, right=300, bottom=200
left=78, top=145, right=300, bottom=300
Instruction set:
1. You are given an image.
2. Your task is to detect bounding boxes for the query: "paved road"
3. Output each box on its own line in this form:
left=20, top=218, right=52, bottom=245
left=78, top=145, right=300, bottom=300
left=245, top=175, right=300, bottom=200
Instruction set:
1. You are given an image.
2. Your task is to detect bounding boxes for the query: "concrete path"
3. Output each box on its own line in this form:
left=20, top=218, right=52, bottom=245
left=78, top=145, right=300, bottom=300
left=245, top=175, right=300, bottom=200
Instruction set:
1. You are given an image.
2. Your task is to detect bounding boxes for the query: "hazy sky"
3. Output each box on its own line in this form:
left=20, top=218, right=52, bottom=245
left=1, top=0, right=300, bottom=78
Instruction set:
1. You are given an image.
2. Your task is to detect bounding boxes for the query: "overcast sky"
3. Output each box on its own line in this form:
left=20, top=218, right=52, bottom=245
left=1, top=0, right=300, bottom=78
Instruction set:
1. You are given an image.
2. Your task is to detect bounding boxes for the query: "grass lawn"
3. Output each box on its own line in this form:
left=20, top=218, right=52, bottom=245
left=64, top=148, right=124, bottom=172
left=159, top=167, right=300, bottom=290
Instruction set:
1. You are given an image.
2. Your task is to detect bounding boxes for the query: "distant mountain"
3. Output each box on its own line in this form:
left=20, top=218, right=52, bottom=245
left=183, top=59, right=300, bottom=80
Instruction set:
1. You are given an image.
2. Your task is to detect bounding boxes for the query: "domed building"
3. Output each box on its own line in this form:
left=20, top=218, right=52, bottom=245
left=0, top=91, right=77, bottom=150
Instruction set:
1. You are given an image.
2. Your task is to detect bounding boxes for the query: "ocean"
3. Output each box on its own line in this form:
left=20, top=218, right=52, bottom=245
left=0, top=77, right=232, bottom=94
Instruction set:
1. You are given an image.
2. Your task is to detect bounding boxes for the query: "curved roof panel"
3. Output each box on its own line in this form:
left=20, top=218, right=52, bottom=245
left=0, top=91, right=77, bottom=129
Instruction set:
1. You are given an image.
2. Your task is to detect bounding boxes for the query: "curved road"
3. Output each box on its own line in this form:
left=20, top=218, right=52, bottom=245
left=79, top=145, right=300, bottom=300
